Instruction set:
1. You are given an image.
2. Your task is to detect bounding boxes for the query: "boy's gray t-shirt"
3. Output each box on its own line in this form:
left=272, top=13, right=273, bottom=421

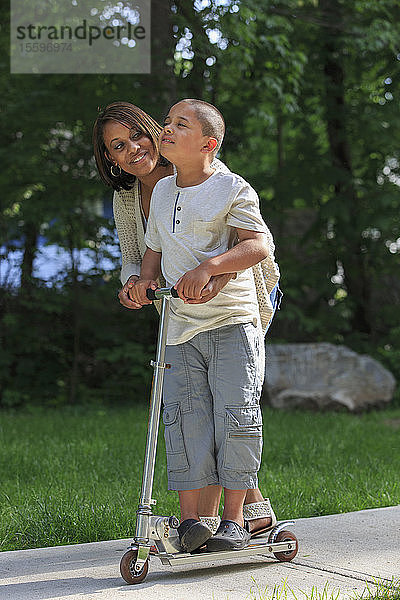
left=145, top=170, right=269, bottom=345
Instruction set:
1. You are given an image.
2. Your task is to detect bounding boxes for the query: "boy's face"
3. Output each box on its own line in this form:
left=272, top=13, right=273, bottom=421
left=160, top=102, right=215, bottom=165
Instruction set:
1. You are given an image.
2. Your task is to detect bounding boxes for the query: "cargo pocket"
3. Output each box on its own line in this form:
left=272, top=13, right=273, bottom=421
left=223, top=405, right=263, bottom=473
left=163, top=403, right=189, bottom=473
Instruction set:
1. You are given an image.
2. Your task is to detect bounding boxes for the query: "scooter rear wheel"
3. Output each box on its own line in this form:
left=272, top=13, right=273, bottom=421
left=272, top=530, right=298, bottom=562
left=120, top=549, right=149, bottom=584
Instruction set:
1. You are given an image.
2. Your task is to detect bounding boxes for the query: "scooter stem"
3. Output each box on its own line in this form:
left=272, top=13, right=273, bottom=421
left=135, top=295, right=170, bottom=543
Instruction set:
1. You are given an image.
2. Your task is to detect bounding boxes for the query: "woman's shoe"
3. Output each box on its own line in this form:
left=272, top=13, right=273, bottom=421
left=199, top=515, right=221, bottom=535
left=243, top=497, right=277, bottom=538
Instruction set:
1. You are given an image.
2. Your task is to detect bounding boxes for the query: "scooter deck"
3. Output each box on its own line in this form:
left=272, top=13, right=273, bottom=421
left=157, top=537, right=297, bottom=566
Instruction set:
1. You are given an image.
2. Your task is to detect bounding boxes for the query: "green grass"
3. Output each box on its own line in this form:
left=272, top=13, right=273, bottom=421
left=244, top=577, right=400, bottom=600
left=0, top=405, right=399, bottom=551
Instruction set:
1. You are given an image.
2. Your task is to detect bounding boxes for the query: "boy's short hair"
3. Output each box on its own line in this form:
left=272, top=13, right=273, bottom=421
left=181, top=99, right=225, bottom=156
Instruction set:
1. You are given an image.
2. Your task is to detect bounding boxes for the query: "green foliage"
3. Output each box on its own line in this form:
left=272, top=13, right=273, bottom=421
left=0, top=277, right=157, bottom=406
left=207, top=0, right=400, bottom=382
left=0, top=0, right=399, bottom=405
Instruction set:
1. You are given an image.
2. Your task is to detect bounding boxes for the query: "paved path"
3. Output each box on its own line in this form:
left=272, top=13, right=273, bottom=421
left=0, top=506, right=398, bottom=600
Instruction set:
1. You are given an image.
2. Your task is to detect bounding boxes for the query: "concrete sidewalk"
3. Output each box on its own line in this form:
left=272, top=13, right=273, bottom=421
left=0, top=506, right=398, bottom=600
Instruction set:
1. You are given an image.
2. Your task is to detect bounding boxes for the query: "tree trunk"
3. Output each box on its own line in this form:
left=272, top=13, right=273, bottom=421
left=320, top=0, right=371, bottom=334
left=277, top=111, right=285, bottom=170
left=20, top=223, right=38, bottom=289
left=174, top=0, right=209, bottom=99
left=68, top=238, right=81, bottom=405
left=151, top=0, right=177, bottom=107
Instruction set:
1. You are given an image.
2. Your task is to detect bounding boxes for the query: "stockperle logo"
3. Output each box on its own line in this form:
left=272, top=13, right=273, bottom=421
left=10, top=0, right=150, bottom=74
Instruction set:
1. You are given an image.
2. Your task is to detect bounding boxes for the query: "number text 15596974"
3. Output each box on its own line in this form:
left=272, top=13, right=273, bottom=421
left=20, top=42, right=72, bottom=53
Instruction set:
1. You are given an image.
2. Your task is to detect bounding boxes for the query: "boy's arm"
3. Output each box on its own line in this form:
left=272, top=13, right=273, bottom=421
left=174, top=228, right=268, bottom=301
left=128, top=248, right=162, bottom=306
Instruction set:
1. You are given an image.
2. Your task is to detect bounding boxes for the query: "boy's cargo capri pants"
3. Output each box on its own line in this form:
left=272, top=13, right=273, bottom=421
left=162, top=321, right=265, bottom=491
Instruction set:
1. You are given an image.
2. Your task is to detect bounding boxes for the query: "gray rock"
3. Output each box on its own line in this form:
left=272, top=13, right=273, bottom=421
left=263, top=342, right=396, bottom=412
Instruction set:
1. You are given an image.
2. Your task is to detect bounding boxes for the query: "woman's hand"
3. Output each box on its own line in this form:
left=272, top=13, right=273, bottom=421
left=128, top=279, right=158, bottom=306
left=183, top=272, right=236, bottom=304
left=118, top=275, right=143, bottom=309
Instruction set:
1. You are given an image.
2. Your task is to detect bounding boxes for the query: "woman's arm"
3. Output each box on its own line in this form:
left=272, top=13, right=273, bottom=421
left=113, top=188, right=144, bottom=309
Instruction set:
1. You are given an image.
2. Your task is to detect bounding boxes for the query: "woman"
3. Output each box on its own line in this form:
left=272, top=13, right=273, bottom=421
left=92, top=101, right=278, bottom=537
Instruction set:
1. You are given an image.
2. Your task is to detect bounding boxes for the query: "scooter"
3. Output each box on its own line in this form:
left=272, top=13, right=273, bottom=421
left=120, top=287, right=298, bottom=584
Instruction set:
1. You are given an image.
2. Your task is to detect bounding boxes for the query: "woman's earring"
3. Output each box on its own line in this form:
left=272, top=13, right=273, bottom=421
left=110, top=163, right=122, bottom=177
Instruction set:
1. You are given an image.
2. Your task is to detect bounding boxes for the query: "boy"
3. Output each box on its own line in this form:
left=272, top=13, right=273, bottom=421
left=131, top=99, right=276, bottom=553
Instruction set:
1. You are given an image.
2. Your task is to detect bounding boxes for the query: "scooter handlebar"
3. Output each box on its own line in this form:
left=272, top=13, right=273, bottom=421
left=146, top=287, right=179, bottom=301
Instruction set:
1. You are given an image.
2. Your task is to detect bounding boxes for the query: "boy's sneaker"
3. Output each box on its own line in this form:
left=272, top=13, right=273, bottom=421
left=177, top=519, right=213, bottom=553
left=206, top=519, right=251, bottom=551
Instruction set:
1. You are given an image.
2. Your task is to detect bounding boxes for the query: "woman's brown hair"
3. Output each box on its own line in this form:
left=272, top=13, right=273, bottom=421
left=92, top=102, right=169, bottom=191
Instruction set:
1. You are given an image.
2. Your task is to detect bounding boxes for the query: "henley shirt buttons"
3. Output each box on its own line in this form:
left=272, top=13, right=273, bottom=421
left=177, top=206, right=182, bottom=211
left=176, top=220, right=180, bottom=224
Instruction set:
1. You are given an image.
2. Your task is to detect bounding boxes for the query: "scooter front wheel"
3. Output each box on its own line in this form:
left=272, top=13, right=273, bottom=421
left=120, top=549, right=149, bottom=584
left=272, top=530, right=298, bottom=562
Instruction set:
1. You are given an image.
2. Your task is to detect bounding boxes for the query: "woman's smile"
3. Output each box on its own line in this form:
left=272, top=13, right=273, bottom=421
left=130, top=151, right=148, bottom=164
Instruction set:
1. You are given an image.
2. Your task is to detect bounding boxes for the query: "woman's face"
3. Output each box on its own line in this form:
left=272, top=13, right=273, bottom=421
left=102, top=120, right=159, bottom=178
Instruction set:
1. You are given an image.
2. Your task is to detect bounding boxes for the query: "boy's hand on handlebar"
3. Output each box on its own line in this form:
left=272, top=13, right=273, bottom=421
left=128, top=279, right=158, bottom=306
left=174, top=265, right=212, bottom=302
left=184, top=272, right=234, bottom=304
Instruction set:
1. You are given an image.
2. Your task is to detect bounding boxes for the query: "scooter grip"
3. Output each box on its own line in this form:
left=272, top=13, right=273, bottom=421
left=146, top=288, right=157, bottom=300
left=146, top=287, right=179, bottom=300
